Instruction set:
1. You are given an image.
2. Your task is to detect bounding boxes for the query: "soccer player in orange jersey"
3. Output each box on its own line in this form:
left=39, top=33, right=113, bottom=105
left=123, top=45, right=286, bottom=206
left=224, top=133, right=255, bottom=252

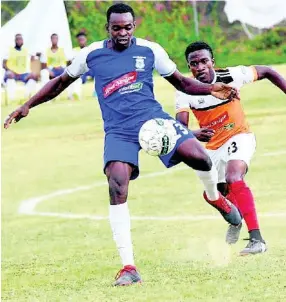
left=175, top=41, right=286, bottom=255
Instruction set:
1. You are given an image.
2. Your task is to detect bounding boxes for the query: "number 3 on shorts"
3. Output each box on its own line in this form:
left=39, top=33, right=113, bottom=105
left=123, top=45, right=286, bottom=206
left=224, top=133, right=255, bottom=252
left=174, top=121, right=189, bottom=139
left=228, top=141, right=238, bottom=155
left=173, top=121, right=189, bottom=135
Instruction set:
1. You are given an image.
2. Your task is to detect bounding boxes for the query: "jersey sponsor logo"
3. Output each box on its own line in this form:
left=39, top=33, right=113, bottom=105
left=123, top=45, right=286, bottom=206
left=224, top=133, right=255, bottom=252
left=201, top=111, right=229, bottom=130
left=223, top=122, right=235, bottom=131
left=133, top=56, right=146, bottom=71
left=118, top=82, right=143, bottom=94
left=103, top=71, right=137, bottom=98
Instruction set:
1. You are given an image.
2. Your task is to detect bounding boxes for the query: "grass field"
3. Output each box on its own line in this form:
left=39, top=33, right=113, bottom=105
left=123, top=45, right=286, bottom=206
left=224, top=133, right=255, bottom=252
left=2, top=66, right=286, bottom=301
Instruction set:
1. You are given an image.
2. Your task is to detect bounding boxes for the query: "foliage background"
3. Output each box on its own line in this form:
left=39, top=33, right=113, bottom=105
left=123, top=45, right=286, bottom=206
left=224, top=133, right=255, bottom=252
left=2, top=1, right=286, bottom=71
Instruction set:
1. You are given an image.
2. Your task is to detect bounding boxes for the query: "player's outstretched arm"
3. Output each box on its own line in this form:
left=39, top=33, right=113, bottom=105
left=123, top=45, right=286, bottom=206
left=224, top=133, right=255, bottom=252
left=165, top=70, right=239, bottom=100
left=4, top=72, right=77, bottom=129
left=152, top=42, right=238, bottom=100
left=255, top=66, right=286, bottom=94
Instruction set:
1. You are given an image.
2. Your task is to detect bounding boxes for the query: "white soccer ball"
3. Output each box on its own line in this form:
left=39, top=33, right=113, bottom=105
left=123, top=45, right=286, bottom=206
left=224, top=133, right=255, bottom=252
left=139, top=118, right=178, bottom=156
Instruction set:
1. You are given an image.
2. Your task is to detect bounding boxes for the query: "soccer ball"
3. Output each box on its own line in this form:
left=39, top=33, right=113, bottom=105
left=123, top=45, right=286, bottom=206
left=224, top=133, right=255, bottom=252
left=139, top=118, right=178, bottom=156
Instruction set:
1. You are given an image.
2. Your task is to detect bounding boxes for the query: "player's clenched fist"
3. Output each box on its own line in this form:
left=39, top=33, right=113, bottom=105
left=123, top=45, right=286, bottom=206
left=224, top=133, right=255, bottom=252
left=211, top=83, right=240, bottom=100
left=193, top=128, right=215, bottom=142
left=4, top=104, right=30, bottom=129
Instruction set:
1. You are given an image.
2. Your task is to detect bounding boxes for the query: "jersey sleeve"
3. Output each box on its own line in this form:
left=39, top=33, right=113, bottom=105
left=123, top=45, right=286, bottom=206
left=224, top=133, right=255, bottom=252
left=229, top=66, right=258, bottom=88
left=66, top=47, right=89, bottom=78
left=152, top=43, right=177, bottom=77
left=175, top=90, right=190, bottom=113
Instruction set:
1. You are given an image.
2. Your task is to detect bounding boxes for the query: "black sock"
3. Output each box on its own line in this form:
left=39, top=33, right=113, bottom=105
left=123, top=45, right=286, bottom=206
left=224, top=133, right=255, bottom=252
left=249, top=229, right=264, bottom=241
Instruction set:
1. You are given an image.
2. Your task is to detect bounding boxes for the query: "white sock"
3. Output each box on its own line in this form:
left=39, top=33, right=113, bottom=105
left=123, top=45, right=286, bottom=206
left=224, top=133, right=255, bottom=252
left=25, top=79, right=36, bottom=97
left=196, top=164, right=219, bottom=201
left=74, top=78, right=82, bottom=97
left=67, top=83, right=73, bottom=99
left=109, top=203, right=135, bottom=266
left=67, top=78, right=82, bottom=99
left=6, top=79, right=16, bottom=101
left=40, top=69, right=50, bottom=87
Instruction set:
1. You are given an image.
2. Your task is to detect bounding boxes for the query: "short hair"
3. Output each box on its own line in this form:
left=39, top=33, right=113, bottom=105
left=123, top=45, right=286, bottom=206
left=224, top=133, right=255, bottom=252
left=185, top=41, right=214, bottom=62
left=15, top=33, right=22, bottom=37
left=106, top=3, right=135, bottom=23
left=51, top=33, right=58, bottom=38
left=76, top=32, right=86, bottom=38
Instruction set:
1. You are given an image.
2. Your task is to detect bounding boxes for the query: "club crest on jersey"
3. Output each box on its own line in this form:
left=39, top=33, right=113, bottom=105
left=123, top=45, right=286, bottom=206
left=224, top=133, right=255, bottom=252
left=133, top=56, right=146, bottom=71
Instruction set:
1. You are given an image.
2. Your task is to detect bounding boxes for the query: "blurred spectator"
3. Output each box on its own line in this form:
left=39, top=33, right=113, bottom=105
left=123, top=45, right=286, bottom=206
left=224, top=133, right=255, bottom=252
left=68, top=32, right=96, bottom=100
left=2, top=33, right=37, bottom=101
left=40, top=33, right=70, bottom=85
left=74, top=32, right=95, bottom=84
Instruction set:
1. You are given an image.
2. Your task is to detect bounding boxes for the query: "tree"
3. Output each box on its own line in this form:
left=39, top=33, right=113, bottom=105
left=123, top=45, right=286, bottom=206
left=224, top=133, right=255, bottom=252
left=1, top=1, right=29, bottom=26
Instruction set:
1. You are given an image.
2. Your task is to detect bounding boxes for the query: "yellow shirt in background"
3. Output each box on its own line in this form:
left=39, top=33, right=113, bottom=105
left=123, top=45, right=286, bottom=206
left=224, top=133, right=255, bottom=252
left=6, top=47, right=30, bottom=74
left=46, top=48, right=67, bottom=68
left=73, top=47, right=81, bottom=54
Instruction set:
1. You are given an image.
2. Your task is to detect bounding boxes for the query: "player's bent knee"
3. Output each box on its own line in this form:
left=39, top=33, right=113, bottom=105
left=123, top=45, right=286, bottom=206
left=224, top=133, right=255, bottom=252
left=29, top=73, right=38, bottom=81
left=191, top=155, right=212, bottom=171
left=108, top=176, right=129, bottom=205
left=6, top=71, right=15, bottom=79
left=105, top=161, right=132, bottom=205
left=187, top=151, right=212, bottom=171
left=226, top=160, right=247, bottom=184
left=226, top=173, right=243, bottom=184
left=176, top=138, right=212, bottom=171
left=201, top=155, right=212, bottom=171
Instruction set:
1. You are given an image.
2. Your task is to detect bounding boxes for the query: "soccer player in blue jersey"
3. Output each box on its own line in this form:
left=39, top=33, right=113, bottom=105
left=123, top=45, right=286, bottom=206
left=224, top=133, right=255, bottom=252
left=4, top=3, right=241, bottom=286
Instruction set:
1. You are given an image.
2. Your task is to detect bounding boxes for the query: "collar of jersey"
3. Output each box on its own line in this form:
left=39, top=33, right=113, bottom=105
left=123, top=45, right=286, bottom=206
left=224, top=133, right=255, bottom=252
left=211, top=71, right=217, bottom=84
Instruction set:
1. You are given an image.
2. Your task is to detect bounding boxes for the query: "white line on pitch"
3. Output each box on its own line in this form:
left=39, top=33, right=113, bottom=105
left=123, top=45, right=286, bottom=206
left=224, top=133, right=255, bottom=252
left=261, top=150, right=286, bottom=156
left=18, top=149, right=286, bottom=217
left=23, top=211, right=286, bottom=221
left=18, top=166, right=187, bottom=214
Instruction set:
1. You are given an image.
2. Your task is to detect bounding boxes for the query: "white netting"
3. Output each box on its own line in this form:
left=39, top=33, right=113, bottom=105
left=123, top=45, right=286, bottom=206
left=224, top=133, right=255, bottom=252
left=224, top=0, right=286, bottom=29
left=0, top=0, right=73, bottom=59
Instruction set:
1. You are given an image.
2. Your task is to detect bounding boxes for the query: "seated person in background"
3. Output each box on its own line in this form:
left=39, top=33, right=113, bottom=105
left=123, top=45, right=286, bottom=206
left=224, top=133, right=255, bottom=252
left=2, top=33, right=38, bottom=101
left=74, top=32, right=95, bottom=84
left=40, top=33, right=70, bottom=85
left=68, top=32, right=96, bottom=100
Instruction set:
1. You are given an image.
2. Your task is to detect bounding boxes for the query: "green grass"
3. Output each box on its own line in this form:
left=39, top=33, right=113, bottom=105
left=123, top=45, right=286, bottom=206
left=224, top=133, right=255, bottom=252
left=2, top=66, right=286, bottom=301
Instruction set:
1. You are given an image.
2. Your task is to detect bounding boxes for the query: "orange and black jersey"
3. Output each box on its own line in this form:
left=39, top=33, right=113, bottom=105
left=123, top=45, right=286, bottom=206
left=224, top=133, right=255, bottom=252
left=175, top=66, right=258, bottom=150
